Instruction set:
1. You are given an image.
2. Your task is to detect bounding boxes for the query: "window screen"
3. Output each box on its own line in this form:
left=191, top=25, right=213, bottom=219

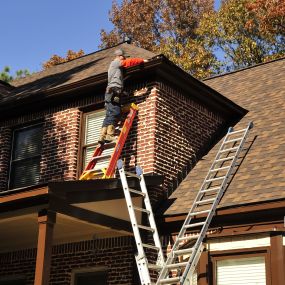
left=74, top=271, right=107, bottom=285
left=9, top=123, right=43, bottom=189
left=83, top=110, right=114, bottom=171
left=216, top=256, right=266, bottom=285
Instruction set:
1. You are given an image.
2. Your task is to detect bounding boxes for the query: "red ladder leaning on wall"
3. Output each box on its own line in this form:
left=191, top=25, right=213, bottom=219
left=79, top=103, right=138, bottom=180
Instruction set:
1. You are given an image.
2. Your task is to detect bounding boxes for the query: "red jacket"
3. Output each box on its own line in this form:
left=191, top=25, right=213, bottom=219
left=121, top=58, right=144, bottom=68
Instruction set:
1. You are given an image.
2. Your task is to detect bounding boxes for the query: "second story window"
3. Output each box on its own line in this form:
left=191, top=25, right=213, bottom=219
left=9, top=123, right=43, bottom=189
left=82, top=110, right=114, bottom=172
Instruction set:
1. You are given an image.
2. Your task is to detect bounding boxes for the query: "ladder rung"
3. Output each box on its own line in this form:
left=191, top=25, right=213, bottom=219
left=125, top=171, right=140, bottom=179
left=189, top=209, right=211, bottom=216
left=215, top=156, right=235, bottom=163
left=91, top=154, right=111, bottom=161
left=148, top=264, right=163, bottom=270
left=228, top=128, right=247, bottom=135
left=224, top=137, right=243, bottom=144
left=184, top=222, right=205, bottom=228
left=219, top=146, right=239, bottom=153
left=82, top=169, right=103, bottom=174
left=205, top=176, right=225, bottom=183
left=201, top=186, right=220, bottom=193
left=133, top=206, right=150, bottom=214
left=195, top=198, right=216, bottom=205
left=129, top=188, right=146, bottom=196
left=210, top=166, right=230, bottom=172
left=173, top=247, right=194, bottom=256
left=158, top=277, right=180, bottom=284
left=166, top=262, right=188, bottom=269
left=142, top=243, right=160, bottom=250
left=138, top=225, right=155, bottom=232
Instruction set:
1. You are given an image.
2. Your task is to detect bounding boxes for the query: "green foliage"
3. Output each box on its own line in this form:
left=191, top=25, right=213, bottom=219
left=0, top=66, right=30, bottom=83
left=100, top=0, right=219, bottom=79
left=100, top=0, right=285, bottom=76
left=198, top=0, right=285, bottom=71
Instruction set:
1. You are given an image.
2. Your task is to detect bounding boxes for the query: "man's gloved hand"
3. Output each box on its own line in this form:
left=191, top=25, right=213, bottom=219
left=113, top=96, right=120, bottom=104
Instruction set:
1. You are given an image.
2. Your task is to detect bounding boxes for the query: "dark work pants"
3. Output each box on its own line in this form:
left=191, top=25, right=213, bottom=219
left=102, top=102, right=121, bottom=127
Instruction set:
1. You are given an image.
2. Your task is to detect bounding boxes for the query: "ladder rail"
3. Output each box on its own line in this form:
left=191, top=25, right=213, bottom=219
left=118, top=163, right=152, bottom=285
left=80, top=103, right=138, bottom=180
left=137, top=166, right=165, bottom=267
left=181, top=122, right=253, bottom=283
left=156, top=122, right=253, bottom=284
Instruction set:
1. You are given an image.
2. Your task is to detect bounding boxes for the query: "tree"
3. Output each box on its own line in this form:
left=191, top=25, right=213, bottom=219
left=100, top=0, right=220, bottom=79
left=0, top=66, right=30, bottom=83
left=198, top=0, right=285, bottom=71
left=42, top=49, right=85, bottom=69
left=246, top=0, right=285, bottom=61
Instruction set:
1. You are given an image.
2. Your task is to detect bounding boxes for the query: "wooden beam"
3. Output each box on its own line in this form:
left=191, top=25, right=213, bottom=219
left=49, top=195, right=132, bottom=233
left=34, top=210, right=56, bottom=285
left=198, top=251, right=209, bottom=285
left=270, top=233, right=285, bottom=285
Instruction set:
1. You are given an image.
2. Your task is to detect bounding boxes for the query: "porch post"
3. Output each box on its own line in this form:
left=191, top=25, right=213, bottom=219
left=34, top=210, right=56, bottom=285
left=270, top=232, right=285, bottom=285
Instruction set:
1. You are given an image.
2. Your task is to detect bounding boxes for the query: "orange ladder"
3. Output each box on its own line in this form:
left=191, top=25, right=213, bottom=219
left=79, top=103, right=138, bottom=180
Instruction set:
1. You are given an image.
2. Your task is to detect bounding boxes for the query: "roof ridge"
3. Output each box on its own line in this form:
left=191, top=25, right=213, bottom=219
left=204, top=56, right=285, bottom=81
left=11, top=41, right=130, bottom=86
left=51, top=40, right=129, bottom=67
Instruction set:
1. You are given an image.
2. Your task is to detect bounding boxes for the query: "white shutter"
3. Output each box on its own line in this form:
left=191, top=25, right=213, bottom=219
left=84, top=110, right=114, bottom=170
left=217, top=256, right=266, bottom=285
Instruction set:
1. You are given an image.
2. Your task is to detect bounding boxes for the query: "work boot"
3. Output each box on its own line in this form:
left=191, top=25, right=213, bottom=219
left=98, top=127, right=107, bottom=145
left=105, top=125, right=117, bottom=142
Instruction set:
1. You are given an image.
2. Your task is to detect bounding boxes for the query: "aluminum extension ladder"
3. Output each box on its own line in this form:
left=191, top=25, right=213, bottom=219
left=80, top=103, right=138, bottom=180
left=156, top=122, right=253, bottom=285
left=118, top=159, right=165, bottom=285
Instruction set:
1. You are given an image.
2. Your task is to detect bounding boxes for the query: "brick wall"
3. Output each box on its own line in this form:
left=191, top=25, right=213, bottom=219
left=0, top=94, right=103, bottom=191
left=0, top=237, right=136, bottom=285
left=0, top=79, right=225, bottom=196
left=40, top=108, right=81, bottom=183
left=154, top=82, right=224, bottom=197
left=122, top=81, right=225, bottom=200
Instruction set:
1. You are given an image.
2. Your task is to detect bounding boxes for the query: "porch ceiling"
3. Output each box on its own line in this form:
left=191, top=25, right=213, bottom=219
left=0, top=175, right=163, bottom=252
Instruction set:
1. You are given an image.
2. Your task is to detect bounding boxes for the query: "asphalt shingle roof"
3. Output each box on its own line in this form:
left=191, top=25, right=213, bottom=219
left=165, top=58, right=285, bottom=215
left=4, top=43, right=155, bottom=100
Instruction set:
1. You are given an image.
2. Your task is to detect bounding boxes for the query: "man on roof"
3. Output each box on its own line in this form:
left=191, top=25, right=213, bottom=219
left=98, top=48, right=147, bottom=144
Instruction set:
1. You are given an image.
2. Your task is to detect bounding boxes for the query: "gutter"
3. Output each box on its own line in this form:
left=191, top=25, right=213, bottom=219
left=0, top=56, right=246, bottom=121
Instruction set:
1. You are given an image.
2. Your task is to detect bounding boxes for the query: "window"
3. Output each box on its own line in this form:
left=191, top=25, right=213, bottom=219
left=216, top=256, right=266, bottom=285
left=82, top=110, right=114, bottom=172
left=0, top=277, right=25, bottom=285
left=9, top=123, right=43, bottom=189
left=73, top=270, right=107, bottom=285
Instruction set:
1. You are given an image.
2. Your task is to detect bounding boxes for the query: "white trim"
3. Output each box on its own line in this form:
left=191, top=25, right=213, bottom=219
left=283, top=235, right=285, bottom=246
left=207, top=234, right=270, bottom=252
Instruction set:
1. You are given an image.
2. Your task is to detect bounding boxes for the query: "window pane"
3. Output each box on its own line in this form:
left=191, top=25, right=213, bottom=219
left=75, top=271, right=107, bottom=285
left=85, top=110, right=106, bottom=145
left=10, top=158, right=41, bottom=189
left=9, top=124, right=43, bottom=189
left=13, top=125, right=43, bottom=160
left=83, top=110, right=115, bottom=172
left=85, top=146, right=114, bottom=170
left=217, top=256, right=266, bottom=285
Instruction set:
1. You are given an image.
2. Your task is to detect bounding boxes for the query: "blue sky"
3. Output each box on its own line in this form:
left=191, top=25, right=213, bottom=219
left=1, top=0, right=221, bottom=76
left=1, top=0, right=115, bottom=75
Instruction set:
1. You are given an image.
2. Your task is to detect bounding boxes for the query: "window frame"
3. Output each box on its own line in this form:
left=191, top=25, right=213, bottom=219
left=79, top=108, right=109, bottom=175
left=8, top=122, right=43, bottom=190
left=71, top=267, right=108, bottom=285
left=210, top=248, right=271, bottom=285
